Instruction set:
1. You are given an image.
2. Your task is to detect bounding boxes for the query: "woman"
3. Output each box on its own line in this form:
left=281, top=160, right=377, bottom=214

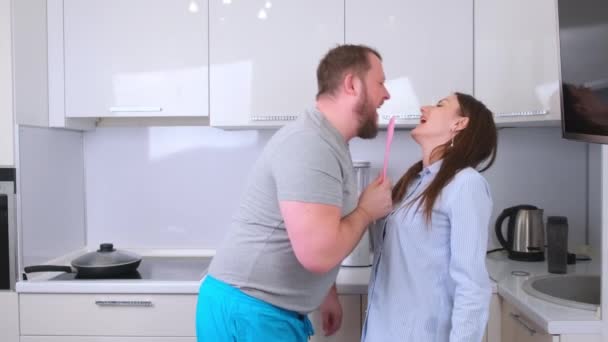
left=362, top=92, right=497, bottom=342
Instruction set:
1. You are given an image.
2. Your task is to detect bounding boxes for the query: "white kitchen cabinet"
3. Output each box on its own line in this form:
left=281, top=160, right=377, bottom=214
left=309, top=295, right=362, bottom=342
left=0, top=292, right=19, bottom=342
left=499, top=297, right=603, bottom=342
left=346, top=0, right=473, bottom=127
left=20, top=293, right=197, bottom=337
left=475, top=0, right=561, bottom=125
left=209, top=0, right=343, bottom=128
left=486, top=294, right=501, bottom=342
left=21, top=338, right=195, bottom=342
left=12, top=0, right=94, bottom=130
left=0, top=0, right=14, bottom=166
left=501, top=300, right=558, bottom=342
left=63, top=0, right=208, bottom=119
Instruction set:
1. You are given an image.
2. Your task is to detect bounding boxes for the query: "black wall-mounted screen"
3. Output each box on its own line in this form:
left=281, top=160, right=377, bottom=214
left=558, top=0, right=608, bottom=144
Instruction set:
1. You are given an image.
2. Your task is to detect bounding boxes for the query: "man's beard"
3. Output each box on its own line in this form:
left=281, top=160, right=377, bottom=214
left=355, top=90, right=378, bottom=139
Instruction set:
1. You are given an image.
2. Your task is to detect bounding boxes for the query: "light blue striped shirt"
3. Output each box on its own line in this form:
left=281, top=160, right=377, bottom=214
left=362, top=160, right=492, bottom=342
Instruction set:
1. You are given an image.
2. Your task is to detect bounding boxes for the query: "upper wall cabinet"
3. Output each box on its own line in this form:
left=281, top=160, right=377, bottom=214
left=63, top=0, right=209, bottom=118
left=13, top=0, right=94, bottom=129
left=346, top=0, right=473, bottom=127
left=475, top=0, right=561, bottom=125
left=209, top=0, right=344, bottom=128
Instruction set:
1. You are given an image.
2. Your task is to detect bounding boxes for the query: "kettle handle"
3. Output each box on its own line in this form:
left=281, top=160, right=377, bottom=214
left=494, top=208, right=513, bottom=250
left=495, top=204, right=539, bottom=251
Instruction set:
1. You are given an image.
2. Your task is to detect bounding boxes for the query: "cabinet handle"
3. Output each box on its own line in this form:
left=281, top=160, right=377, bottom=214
left=95, top=300, right=153, bottom=307
left=250, top=115, right=298, bottom=122
left=509, top=313, right=536, bottom=336
left=109, top=106, right=163, bottom=113
left=381, top=114, right=421, bottom=120
left=494, top=110, right=548, bottom=117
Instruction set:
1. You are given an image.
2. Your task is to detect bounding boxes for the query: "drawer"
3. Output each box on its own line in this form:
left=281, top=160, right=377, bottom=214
left=21, top=337, right=196, bottom=342
left=20, top=293, right=197, bottom=337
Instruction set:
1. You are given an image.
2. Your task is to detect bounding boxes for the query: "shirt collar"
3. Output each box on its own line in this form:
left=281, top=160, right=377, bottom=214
left=418, top=159, right=443, bottom=177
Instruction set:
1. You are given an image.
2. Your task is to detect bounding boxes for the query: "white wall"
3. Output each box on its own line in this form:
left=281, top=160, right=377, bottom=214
left=83, top=126, right=589, bottom=251
left=0, top=0, right=14, bottom=166
left=18, top=126, right=86, bottom=266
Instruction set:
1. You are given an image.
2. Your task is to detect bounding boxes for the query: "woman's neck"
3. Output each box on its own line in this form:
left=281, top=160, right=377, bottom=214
left=421, top=144, right=444, bottom=167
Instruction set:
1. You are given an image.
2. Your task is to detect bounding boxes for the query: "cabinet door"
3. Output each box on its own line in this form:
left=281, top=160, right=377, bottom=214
left=346, top=0, right=473, bottom=127
left=309, top=295, right=362, bottom=342
left=20, top=293, right=197, bottom=336
left=486, top=294, right=501, bottom=342
left=475, top=0, right=561, bottom=124
left=0, top=292, right=19, bottom=342
left=21, top=338, right=196, bottom=342
left=209, top=0, right=343, bottom=128
left=501, top=301, right=558, bottom=342
left=64, top=0, right=209, bottom=118
left=0, top=0, right=14, bottom=166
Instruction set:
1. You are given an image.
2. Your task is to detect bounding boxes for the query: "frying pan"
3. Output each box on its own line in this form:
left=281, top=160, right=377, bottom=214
left=24, top=243, right=141, bottom=278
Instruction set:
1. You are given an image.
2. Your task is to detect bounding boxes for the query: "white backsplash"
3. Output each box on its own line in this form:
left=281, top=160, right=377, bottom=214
left=18, top=126, right=86, bottom=267
left=82, top=126, right=589, bottom=251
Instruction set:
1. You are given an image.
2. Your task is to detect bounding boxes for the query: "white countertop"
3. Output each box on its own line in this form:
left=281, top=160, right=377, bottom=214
left=17, top=249, right=501, bottom=296
left=18, top=248, right=604, bottom=335
left=16, top=248, right=374, bottom=295
left=487, top=251, right=602, bottom=335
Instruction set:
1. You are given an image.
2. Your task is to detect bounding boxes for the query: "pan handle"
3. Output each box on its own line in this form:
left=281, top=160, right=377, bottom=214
left=24, top=265, right=73, bottom=274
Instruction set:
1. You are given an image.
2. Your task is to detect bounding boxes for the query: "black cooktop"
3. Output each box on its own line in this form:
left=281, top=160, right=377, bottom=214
left=49, top=256, right=213, bottom=281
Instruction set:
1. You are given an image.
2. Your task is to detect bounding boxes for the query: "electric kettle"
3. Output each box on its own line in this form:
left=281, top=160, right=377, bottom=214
left=495, top=204, right=545, bottom=261
left=342, top=161, right=372, bottom=267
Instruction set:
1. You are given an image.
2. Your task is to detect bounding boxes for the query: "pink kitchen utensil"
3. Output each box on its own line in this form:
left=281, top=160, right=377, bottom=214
left=382, top=116, right=396, bottom=181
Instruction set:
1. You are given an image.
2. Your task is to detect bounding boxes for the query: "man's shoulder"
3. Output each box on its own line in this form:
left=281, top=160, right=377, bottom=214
left=270, top=124, right=330, bottom=151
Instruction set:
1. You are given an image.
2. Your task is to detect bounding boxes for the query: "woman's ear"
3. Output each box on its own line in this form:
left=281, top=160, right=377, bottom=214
left=453, top=117, right=470, bottom=132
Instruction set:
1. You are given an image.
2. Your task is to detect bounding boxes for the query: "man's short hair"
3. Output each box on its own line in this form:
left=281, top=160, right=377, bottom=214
left=316, top=44, right=382, bottom=98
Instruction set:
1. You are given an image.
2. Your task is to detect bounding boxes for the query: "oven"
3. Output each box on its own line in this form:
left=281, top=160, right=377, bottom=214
left=0, top=168, right=16, bottom=291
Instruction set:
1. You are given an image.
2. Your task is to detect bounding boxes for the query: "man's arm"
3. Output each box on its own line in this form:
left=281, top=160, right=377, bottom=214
left=281, top=175, right=392, bottom=274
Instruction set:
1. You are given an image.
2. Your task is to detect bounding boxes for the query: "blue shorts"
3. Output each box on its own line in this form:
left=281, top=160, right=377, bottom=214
left=196, top=275, right=314, bottom=342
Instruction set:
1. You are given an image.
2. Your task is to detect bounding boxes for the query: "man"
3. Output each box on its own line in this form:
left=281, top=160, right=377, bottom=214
left=196, top=44, right=392, bottom=342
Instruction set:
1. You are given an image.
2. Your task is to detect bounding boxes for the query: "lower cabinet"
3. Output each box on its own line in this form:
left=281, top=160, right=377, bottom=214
left=501, top=299, right=558, bottom=342
left=309, top=295, right=364, bottom=342
left=500, top=299, right=602, bottom=342
left=21, top=338, right=195, bottom=342
left=19, top=293, right=197, bottom=338
left=0, top=292, right=19, bottom=342
left=485, top=294, right=501, bottom=342
left=19, top=293, right=366, bottom=342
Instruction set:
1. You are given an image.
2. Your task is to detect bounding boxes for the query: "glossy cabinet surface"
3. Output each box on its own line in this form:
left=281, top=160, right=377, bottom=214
left=346, top=0, right=473, bottom=127
left=20, top=293, right=197, bottom=336
left=475, top=0, right=561, bottom=124
left=63, top=0, right=209, bottom=118
left=209, top=0, right=343, bottom=128
left=501, top=300, right=558, bottom=342
left=21, top=338, right=195, bottom=342
left=0, top=292, right=19, bottom=342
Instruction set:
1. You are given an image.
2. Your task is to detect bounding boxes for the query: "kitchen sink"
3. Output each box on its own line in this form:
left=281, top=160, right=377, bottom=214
left=522, top=274, right=600, bottom=311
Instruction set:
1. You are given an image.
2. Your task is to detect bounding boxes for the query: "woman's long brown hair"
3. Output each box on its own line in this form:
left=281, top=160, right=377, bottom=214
left=392, top=92, right=498, bottom=221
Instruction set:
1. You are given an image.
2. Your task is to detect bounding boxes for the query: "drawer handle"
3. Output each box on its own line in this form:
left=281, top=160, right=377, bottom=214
left=495, top=110, right=548, bottom=117
left=509, top=312, right=536, bottom=335
left=109, top=106, right=163, bottom=113
left=250, top=115, right=298, bottom=122
left=95, top=300, right=154, bottom=307
left=381, top=114, right=421, bottom=120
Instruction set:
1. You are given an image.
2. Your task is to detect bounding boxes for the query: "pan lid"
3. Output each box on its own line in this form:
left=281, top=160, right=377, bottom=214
left=72, top=243, right=142, bottom=268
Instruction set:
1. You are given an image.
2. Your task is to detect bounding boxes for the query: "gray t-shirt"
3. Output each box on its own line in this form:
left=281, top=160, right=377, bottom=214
left=208, top=109, right=359, bottom=313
